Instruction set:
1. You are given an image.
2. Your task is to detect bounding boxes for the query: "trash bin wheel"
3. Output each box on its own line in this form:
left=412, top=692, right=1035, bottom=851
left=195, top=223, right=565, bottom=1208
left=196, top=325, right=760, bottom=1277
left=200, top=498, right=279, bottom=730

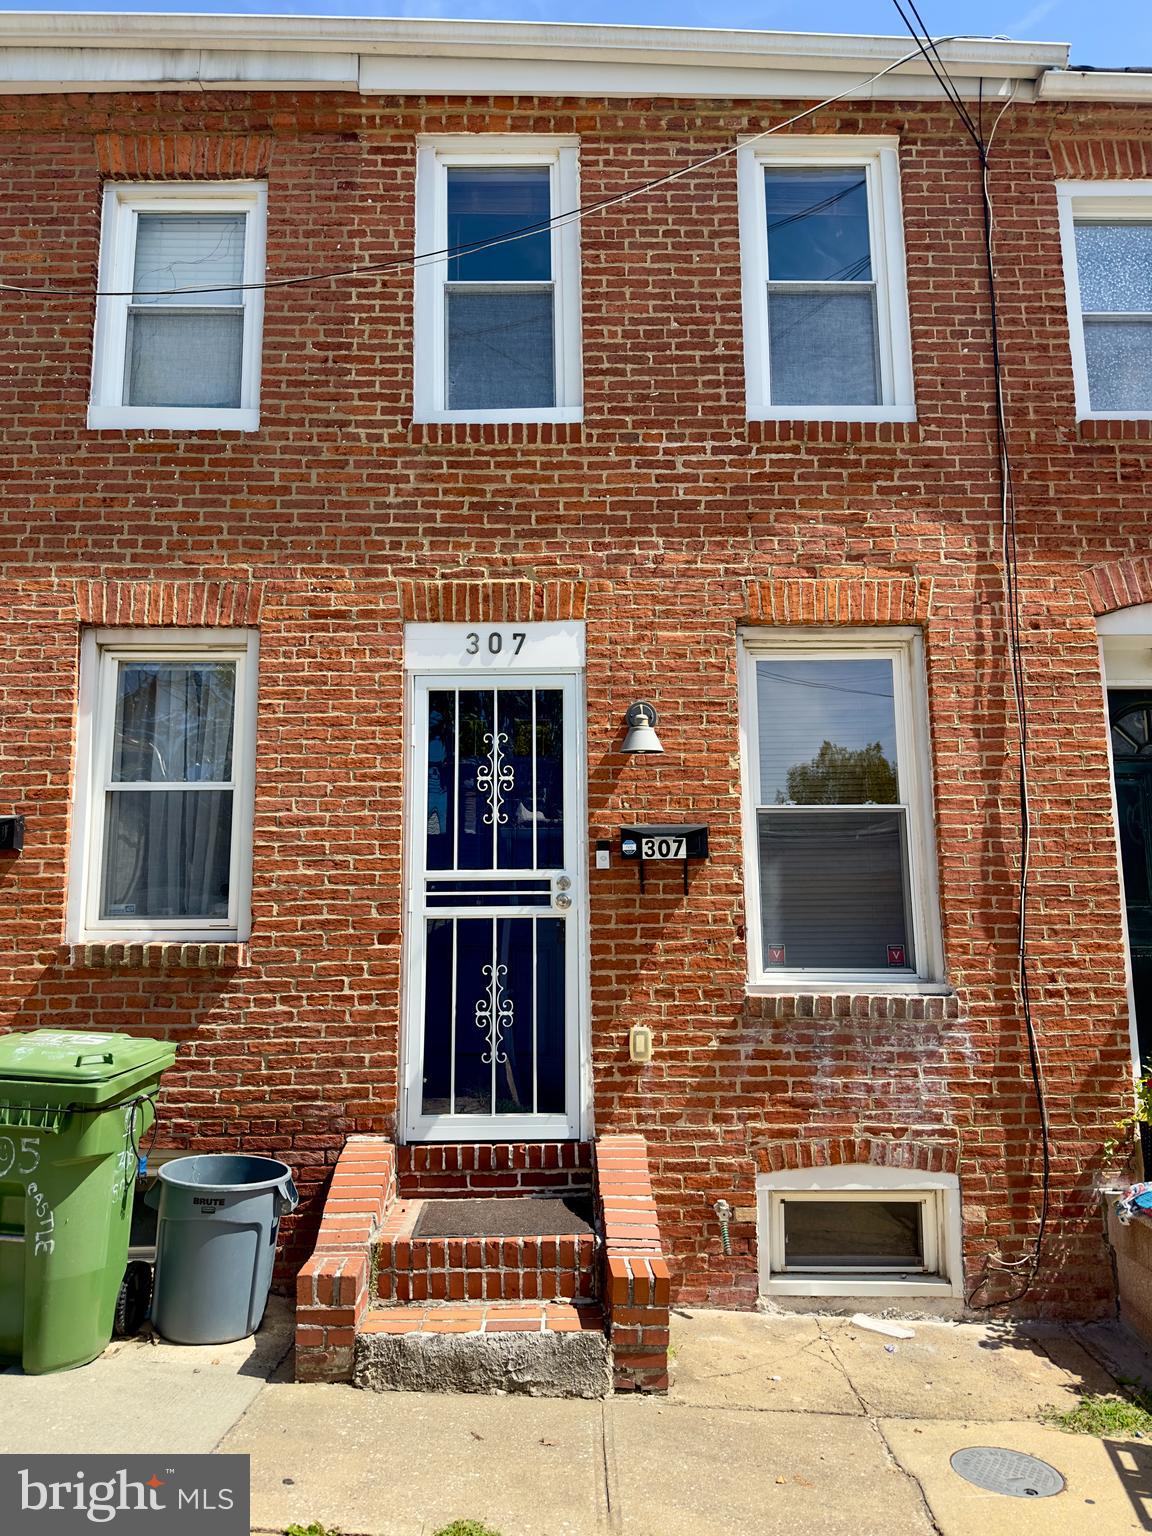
left=113, top=1261, right=153, bottom=1338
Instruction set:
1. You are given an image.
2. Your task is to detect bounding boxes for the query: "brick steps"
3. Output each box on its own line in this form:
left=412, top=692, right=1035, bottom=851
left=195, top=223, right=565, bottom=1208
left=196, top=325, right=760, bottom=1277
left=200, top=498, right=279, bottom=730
left=360, top=1302, right=604, bottom=1336
left=373, top=1196, right=599, bottom=1304
left=297, top=1134, right=670, bottom=1397
left=397, top=1141, right=593, bottom=1200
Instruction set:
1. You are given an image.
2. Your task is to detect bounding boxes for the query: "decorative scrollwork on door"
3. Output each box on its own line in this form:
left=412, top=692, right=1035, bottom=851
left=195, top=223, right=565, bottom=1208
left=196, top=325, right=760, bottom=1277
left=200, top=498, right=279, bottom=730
left=475, top=730, right=515, bottom=826
left=474, top=961, right=513, bottom=1066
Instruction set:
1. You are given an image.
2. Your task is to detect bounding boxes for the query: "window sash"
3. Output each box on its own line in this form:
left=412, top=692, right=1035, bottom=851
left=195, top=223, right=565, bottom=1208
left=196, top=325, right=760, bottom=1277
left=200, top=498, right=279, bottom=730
left=738, top=138, right=914, bottom=422
left=413, top=141, right=582, bottom=424
left=89, top=184, right=266, bottom=428
left=73, top=632, right=257, bottom=941
left=1058, top=185, right=1152, bottom=420
left=772, top=1191, right=941, bottom=1276
left=739, top=630, right=939, bottom=986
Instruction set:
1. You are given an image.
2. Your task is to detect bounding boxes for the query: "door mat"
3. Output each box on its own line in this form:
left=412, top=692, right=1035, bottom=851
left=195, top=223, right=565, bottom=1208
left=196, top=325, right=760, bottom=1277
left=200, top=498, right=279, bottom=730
left=412, top=1196, right=595, bottom=1239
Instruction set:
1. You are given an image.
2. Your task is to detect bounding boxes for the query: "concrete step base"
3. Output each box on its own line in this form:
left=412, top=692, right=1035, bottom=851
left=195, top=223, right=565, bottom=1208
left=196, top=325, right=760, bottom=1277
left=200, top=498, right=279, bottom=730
left=353, top=1304, right=610, bottom=1398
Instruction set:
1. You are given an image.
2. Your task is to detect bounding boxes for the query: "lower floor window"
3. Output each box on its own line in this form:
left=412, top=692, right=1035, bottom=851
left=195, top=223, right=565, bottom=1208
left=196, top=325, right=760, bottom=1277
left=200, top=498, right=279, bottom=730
left=69, top=627, right=258, bottom=943
left=757, top=1166, right=962, bottom=1297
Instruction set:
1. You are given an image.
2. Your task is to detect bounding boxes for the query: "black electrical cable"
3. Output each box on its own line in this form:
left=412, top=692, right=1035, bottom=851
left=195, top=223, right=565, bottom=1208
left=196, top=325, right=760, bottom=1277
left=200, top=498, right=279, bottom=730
left=889, top=2, right=1050, bottom=1311
left=896, top=0, right=983, bottom=146
left=0, top=40, right=973, bottom=304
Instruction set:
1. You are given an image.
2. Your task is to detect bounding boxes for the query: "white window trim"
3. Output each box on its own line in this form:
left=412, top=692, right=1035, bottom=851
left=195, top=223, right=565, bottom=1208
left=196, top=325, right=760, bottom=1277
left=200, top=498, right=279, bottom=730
left=413, top=135, right=583, bottom=425
left=737, top=135, right=915, bottom=423
left=757, top=1165, right=963, bottom=1299
left=738, top=626, right=944, bottom=991
left=88, top=181, right=267, bottom=432
left=68, top=628, right=259, bottom=944
left=1057, top=180, right=1152, bottom=421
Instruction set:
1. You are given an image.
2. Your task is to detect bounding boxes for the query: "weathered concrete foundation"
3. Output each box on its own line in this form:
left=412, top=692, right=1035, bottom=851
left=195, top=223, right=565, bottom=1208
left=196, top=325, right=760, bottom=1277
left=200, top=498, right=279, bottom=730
left=353, top=1328, right=612, bottom=1398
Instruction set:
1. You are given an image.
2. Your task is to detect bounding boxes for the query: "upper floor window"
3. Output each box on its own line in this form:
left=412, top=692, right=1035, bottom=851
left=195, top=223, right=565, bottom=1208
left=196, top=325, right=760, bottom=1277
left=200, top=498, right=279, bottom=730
left=69, top=629, right=259, bottom=943
left=739, top=628, right=942, bottom=989
left=737, top=137, right=915, bottom=422
left=1058, top=182, right=1152, bottom=418
left=413, top=137, right=582, bottom=424
left=89, top=182, right=267, bottom=432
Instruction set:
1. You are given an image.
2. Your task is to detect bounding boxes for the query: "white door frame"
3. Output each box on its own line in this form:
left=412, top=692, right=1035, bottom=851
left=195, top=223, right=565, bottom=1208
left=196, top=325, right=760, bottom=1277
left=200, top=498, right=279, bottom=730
left=401, top=622, right=590, bottom=1143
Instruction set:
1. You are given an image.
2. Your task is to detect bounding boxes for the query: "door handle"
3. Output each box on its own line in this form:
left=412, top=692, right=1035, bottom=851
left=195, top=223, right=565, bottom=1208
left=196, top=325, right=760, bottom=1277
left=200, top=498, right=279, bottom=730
left=553, top=873, right=573, bottom=910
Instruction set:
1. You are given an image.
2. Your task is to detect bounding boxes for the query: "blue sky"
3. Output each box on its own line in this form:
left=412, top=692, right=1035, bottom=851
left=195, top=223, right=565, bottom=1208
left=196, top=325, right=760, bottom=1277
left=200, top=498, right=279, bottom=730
left=0, top=2, right=1146, bottom=69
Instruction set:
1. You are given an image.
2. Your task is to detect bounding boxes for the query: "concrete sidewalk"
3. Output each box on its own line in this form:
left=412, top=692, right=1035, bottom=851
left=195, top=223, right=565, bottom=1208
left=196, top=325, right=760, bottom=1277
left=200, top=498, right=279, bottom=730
left=3, top=1304, right=1152, bottom=1534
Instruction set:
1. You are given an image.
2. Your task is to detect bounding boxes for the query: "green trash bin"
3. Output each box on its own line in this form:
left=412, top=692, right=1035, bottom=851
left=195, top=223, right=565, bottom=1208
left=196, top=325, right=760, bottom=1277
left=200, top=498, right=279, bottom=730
left=0, top=1028, right=176, bottom=1374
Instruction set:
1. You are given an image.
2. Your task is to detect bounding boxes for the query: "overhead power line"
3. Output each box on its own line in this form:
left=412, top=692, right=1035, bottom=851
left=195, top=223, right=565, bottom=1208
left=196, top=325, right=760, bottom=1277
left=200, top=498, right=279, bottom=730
left=0, top=37, right=972, bottom=303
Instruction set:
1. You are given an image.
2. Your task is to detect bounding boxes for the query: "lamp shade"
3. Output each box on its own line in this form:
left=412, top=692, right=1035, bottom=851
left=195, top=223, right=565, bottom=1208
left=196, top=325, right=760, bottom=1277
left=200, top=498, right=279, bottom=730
left=622, top=701, right=664, bottom=754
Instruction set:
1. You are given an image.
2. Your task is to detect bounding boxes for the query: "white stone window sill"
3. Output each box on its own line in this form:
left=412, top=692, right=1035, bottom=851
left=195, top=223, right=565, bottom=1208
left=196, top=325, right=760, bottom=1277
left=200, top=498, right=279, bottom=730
left=746, top=982, right=954, bottom=997
left=88, top=406, right=259, bottom=432
left=747, top=407, right=918, bottom=424
left=764, top=1274, right=958, bottom=1298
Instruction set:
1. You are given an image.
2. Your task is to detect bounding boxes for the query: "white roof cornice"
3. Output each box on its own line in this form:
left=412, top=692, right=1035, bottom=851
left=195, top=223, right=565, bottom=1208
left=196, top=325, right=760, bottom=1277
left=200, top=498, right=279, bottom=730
left=0, top=12, right=1070, bottom=99
left=1038, top=69, right=1152, bottom=102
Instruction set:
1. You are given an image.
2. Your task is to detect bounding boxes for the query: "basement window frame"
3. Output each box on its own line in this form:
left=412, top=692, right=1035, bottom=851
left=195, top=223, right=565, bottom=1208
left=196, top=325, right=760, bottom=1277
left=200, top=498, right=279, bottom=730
left=738, top=626, right=944, bottom=993
left=412, top=135, right=583, bottom=425
left=88, top=180, right=268, bottom=432
left=1057, top=180, right=1152, bottom=420
left=757, top=1166, right=963, bottom=1299
left=737, top=134, right=916, bottom=423
left=67, top=627, right=260, bottom=945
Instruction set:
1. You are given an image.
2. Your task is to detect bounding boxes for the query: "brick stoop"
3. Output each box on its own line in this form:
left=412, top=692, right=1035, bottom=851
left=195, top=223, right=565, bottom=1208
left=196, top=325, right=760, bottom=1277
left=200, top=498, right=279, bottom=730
left=374, top=1197, right=597, bottom=1303
left=298, top=1134, right=668, bottom=1394
left=397, top=1141, right=593, bottom=1199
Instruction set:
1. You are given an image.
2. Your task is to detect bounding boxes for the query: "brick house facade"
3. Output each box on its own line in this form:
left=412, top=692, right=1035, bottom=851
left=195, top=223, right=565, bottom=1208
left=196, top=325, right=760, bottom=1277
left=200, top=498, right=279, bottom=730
left=0, top=16, right=1148, bottom=1334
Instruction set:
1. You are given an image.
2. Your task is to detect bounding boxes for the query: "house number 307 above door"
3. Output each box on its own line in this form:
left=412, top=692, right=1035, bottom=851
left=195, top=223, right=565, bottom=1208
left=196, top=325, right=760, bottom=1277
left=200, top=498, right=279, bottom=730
left=464, top=630, right=526, bottom=657
left=404, top=622, right=587, bottom=673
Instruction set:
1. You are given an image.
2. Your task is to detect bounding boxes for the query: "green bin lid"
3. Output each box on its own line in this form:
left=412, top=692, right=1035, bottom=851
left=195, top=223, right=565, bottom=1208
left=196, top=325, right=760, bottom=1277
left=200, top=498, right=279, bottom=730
left=0, top=1029, right=174, bottom=1084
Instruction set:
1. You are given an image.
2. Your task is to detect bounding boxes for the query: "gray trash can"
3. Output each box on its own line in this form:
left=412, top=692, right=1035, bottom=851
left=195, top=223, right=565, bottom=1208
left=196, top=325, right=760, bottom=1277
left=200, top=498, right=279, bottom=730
left=145, top=1154, right=299, bottom=1345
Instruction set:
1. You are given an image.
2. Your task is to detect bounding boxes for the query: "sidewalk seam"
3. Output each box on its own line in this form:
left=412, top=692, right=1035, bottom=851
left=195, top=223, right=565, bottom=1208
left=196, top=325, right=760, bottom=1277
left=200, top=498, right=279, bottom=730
left=207, top=1334, right=295, bottom=1455
left=871, top=1419, right=944, bottom=1536
left=600, top=1400, right=622, bottom=1534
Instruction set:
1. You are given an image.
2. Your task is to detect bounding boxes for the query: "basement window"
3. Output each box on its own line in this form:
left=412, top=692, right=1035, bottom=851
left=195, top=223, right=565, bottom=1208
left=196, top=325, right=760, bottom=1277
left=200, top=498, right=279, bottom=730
left=89, top=182, right=267, bottom=431
left=758, top=1167, right=963, bottom=1298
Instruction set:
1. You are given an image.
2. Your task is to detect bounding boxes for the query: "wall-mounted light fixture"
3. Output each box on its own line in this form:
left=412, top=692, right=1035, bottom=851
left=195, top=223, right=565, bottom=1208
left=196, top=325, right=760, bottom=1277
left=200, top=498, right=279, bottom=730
left=621, top=701, right=664, bottom=755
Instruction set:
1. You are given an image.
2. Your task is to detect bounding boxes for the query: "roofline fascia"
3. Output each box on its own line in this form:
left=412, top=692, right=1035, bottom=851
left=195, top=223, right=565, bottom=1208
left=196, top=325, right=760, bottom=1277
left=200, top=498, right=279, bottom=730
left=0, top=11, right=1068, bottom=77
left=1038, top=69, right=1152, bottom=102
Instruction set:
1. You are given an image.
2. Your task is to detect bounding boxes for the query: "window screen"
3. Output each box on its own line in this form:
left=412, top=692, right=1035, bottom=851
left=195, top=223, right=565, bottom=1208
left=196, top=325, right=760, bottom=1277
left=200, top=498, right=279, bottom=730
left=753, top=656, right=914, bottom=972
left=764, top=167, right=880, bottom=407
left=444, top=167, right=556, bottom=410
left=1075, top=221, right=1152, bottom=412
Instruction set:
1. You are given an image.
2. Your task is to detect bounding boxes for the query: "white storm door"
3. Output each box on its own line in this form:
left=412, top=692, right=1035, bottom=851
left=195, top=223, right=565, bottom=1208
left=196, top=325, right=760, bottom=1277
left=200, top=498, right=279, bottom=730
left=405, top=669, right=584, bottom=1141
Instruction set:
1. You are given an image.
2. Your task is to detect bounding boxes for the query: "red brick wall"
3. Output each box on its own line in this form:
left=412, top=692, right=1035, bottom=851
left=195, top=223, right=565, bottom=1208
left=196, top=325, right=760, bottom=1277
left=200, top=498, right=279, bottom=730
left=0, top=87, right=1146, bottom=1314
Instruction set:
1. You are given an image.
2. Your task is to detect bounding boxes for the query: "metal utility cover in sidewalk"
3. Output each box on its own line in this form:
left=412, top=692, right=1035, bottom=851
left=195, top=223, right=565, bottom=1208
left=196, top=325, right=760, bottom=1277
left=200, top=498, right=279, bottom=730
left=950, top=1446, right=1066, bottom=1497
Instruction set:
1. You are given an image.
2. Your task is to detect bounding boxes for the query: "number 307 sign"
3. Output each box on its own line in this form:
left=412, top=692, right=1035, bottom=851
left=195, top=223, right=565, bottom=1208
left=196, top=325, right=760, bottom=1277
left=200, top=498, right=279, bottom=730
left=404, top=623, right=585, bottom=672
left=641, top=835, right=686, bottom=859
left=619, top=825, right=709, bottom=862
